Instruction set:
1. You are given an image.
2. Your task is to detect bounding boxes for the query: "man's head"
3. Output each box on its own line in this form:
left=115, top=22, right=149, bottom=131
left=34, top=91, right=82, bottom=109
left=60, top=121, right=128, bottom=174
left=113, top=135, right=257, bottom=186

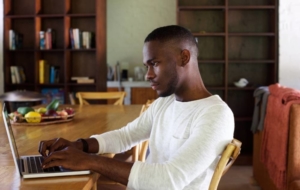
left=143, top=25, right=199, bottom=98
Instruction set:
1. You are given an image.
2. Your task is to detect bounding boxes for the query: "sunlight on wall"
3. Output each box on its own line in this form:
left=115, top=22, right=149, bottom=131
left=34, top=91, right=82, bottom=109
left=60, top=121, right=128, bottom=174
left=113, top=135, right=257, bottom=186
left=279, top=0, right=300, bottom=90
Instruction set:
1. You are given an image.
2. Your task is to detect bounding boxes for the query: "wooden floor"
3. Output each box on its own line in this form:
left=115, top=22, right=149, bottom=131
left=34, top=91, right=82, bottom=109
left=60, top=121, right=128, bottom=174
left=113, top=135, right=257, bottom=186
left=97, top=165, right=261, bottom=190
left=219, top=166, right=261, bottom=190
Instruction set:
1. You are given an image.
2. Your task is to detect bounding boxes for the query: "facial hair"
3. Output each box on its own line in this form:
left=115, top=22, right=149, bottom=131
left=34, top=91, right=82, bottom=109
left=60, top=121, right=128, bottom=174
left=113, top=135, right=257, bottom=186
left=159, top=66, right=178, bottom=97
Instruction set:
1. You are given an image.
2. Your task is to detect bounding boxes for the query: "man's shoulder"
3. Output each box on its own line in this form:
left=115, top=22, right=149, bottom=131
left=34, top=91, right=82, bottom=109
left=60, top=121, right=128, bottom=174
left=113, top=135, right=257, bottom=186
left=194, top=95, right=233, bottom=115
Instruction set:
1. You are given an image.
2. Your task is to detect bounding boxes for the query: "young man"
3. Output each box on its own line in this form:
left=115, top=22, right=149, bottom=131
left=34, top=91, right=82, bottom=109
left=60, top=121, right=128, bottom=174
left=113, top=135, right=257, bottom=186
left=39, top=25, right=234, bottom=189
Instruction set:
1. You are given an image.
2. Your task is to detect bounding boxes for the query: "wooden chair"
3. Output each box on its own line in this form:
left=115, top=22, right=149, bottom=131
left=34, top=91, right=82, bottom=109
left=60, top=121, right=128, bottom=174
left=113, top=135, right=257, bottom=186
left=76, top=92, right=126, bottom=105
left=131, top=99, right=154, bottom=162
left=209, top=138, right=242, bottom=190
left=97, top=100, right=154, bottom=188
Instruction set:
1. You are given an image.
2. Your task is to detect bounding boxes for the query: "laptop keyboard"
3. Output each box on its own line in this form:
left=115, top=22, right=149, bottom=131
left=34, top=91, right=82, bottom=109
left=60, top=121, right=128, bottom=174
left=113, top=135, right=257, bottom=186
left=26, top=156, right=61, bottom=173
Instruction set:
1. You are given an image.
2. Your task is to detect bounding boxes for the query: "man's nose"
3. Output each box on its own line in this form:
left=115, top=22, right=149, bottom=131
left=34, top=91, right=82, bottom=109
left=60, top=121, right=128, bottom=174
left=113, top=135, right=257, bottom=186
left=146, top=67, right=155, bottom=80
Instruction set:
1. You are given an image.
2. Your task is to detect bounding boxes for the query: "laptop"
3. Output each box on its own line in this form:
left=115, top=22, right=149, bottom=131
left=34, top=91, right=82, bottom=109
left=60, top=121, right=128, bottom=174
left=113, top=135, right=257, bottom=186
left=2, top=103, right=91, bottom=179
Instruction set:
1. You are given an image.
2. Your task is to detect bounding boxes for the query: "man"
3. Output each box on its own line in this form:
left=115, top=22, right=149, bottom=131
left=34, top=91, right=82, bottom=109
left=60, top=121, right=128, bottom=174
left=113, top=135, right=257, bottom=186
left=39, top=25, right=234, bottom=189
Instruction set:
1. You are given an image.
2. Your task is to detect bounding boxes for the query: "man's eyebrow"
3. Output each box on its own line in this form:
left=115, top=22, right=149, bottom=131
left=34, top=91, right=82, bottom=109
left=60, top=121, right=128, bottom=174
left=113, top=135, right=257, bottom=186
left=145, top=58, right=156, bottom=63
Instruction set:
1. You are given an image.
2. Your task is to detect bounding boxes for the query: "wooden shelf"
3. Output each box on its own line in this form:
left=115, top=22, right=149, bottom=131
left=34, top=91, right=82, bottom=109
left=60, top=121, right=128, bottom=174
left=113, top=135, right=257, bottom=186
left=177, top=0, right=278, bottom=165
left=66, top=14, right=96, bottom=18
left=37, top=14, right=65, bottom=18
left=37, top=49, right=65, bottom=52
left=3, top=0, right=107, bottom=104
left=6, top=83, right=35, bottom=86
left=229, top=33, right=275, bottom=36
left=193, top=33, right=226, bottom=36
left=228, top=60, right=275, bottom=63
left=229, top=6, right=276, bottom=10
left=7, top=49, right=35, bottom=52
left=178, top=6, right=226, bottom=10
left=207, top=86, right=226, bottom=90
left=178, top=6, right=276, bottom=10
left=68, top=49, right=96, bottom=52
left=67, top=83, right=97, bottom=86
left=228, top=87, right=256, bottom=90
left=5, top=15, right=35, bottom=18
left=198, top=60, right=225, bottom=63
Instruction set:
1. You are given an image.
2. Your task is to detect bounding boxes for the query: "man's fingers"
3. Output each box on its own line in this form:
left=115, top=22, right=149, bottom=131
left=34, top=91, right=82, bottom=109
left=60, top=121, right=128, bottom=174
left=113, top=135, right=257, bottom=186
left=38, top=141, right=46, bottom=156
left=42, top=159, right=63, bottom=169
left=38, top=139, right=58, bottom=156
left=42, top=150, right=65, bottom=167
left=48, top=138, right=66, bottom=155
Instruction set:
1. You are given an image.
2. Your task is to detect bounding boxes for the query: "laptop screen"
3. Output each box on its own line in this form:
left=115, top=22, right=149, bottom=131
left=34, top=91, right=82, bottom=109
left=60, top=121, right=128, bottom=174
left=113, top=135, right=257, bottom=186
left=2, top=103, right=22, bottom=176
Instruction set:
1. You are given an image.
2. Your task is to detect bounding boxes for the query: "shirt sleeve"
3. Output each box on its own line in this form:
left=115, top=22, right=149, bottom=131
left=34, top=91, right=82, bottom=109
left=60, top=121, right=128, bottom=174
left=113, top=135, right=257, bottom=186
left=127, top=104, right=234, bottom=190
left=90, top=103, right=154, bottom=154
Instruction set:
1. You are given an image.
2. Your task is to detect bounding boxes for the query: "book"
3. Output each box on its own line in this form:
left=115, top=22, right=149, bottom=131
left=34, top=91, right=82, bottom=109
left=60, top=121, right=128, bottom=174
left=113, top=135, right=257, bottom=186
left=50, top=66, right=55, bottom=84
left=76, top=79, right=95, bottom=84
left=45, top=28, right=56, bottom=49
left=54, top=67, right=60, bottom=83
left=10, top=66, right=16, bottom=84
left=39, top=60, right=45, bottom=84
left=41, top=88, right=65, bottom=104
left=71, top=76, right=90, bottom=80
left=13, top=66, right=21, bottom=84
left=39, top=31, right=46, bottom=50
left=50, top=66, right=60, bottom=84
left=45, top=31, right=52, bottom=49
left=69, top=28, right=75, bottom=49
left=18, top=66, right=26, bottom=83
left=82, top=31, right=92, bottom=49
left=14, top=32, right=23, bottom=49
left=73, top=28, right=80, bottom=49
left=9, top=30, right=15, bottom=50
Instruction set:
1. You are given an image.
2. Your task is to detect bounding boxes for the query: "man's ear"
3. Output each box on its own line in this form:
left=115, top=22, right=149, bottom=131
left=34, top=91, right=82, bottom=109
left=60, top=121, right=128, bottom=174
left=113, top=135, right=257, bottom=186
left=180, top=49, right=190, bottom=67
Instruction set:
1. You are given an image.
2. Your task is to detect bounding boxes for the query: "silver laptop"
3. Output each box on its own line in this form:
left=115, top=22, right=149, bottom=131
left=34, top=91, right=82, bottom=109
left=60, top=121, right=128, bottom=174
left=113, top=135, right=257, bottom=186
left=2, top=103, right=90, bottom=179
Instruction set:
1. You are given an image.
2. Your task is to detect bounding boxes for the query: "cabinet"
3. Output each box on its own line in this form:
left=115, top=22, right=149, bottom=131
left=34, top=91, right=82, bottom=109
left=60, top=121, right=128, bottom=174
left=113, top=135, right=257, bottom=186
left=131, top=88, right=158, bottom=105
left=177, top=0, right=278, bottom=164
left=3, top=0, right=107, bottom=104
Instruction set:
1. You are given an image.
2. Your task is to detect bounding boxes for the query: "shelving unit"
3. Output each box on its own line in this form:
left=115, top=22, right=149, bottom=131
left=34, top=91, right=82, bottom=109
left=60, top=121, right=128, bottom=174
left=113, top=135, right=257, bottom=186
left=177, top=0, right=278, bottom=164
left=3, top=0, right=107, bottom=103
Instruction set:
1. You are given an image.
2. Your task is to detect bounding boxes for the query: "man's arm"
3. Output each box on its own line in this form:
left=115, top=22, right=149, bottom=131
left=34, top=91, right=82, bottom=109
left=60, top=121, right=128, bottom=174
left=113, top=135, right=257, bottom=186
left=89, top=154, right=133, bottom=185
left=41, top=138, right=134, bottom=186
left=78, top=137, right=135, bottom=185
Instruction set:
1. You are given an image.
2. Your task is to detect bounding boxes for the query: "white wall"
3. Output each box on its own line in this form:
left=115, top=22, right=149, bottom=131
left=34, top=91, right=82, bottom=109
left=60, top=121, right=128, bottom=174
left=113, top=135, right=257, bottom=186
left=107, top=0, right=176, bottom=78
left=279, top=0, right=300, bottom=90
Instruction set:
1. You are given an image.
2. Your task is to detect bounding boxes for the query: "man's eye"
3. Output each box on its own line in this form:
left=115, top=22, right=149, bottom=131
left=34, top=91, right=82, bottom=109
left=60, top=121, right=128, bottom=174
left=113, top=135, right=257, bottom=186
left=153, top=62, right=158, bottom=66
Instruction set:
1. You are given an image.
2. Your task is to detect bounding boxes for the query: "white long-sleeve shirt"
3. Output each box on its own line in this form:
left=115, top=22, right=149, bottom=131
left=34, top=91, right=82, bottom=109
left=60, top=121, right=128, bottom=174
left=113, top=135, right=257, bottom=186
left=91, top=94, right=234, bottom=190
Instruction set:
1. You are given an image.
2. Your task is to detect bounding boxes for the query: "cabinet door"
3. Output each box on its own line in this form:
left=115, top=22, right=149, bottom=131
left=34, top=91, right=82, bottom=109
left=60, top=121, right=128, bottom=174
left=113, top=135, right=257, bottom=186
left=131, top=88, right=158, bottom=105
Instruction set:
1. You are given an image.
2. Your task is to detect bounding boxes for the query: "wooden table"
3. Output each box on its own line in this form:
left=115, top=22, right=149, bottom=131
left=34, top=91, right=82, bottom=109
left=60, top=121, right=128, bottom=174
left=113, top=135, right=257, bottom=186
left=0, top=104, right=142, bottom=190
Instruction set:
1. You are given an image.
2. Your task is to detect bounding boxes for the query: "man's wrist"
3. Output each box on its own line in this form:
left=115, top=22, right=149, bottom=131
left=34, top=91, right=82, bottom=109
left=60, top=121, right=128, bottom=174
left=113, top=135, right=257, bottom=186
left=76, top=138, right=89, bottom=153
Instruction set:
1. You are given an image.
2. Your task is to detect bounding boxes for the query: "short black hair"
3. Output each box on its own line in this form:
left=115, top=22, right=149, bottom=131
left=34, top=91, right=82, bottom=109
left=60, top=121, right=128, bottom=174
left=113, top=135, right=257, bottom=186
left=144, top=25, right=198, bottom=48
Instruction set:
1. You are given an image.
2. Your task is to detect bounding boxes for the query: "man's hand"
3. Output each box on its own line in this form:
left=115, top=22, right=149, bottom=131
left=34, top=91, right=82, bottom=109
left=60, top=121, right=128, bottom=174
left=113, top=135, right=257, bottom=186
left=38, top=138, right=80, bottom=157
left=42, top=146, right=93, bottom=170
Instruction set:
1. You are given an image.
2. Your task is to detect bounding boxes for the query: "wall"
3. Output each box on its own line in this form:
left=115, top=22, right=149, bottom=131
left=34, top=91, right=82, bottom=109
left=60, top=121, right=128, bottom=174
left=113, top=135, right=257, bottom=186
left=0, top=1, right=3, bottom=95
left=107, top=0, right=176, bottom=78
left=279, top=0, right=300, bottom=90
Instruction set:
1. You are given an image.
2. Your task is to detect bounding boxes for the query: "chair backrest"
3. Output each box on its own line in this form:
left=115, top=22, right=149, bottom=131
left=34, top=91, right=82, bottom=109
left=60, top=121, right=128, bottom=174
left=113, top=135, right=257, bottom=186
left=209, top=138, right=242, bottom=190
left=132, top=99, right=155, bottom=162
left=76, top=92, right=126, bottom=105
